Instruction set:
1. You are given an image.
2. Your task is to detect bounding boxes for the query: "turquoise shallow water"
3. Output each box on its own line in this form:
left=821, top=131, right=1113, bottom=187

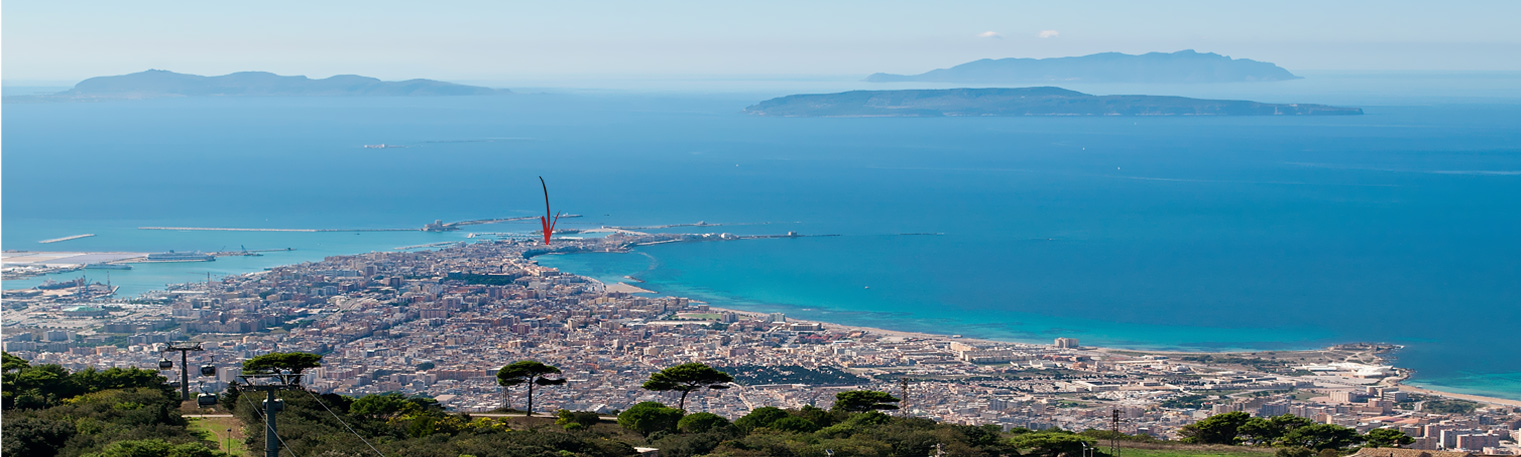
left=4, top=83, right=1519, bottom=399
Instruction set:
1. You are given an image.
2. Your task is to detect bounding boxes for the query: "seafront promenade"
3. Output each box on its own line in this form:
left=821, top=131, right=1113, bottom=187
left=3, top=232, right=1519, bottom=452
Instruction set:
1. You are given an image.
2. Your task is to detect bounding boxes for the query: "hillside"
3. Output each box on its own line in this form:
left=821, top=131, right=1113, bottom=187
left=744, top=87, right=1362, bottom=117
left=52, top=69, right=503, bottom=98
left=866, top=50, right=1298, bottom=84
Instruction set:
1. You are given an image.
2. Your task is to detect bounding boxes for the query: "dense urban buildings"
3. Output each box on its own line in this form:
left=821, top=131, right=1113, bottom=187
left=4, top=235, right=1519, bottom=454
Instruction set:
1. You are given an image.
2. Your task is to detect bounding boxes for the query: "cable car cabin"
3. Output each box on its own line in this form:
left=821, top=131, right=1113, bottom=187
left=200, top=365, right=216, bottom=376
left=159, top=359, right=174, bottom=370
left=197, top=393, right=218, bottom=407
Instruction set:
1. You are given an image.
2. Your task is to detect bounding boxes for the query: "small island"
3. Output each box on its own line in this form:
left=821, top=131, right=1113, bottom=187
left=867, top=50, right=1299, bottom=84
left=38, top=69, right=504, bottom=99
left=744, top=87, right=1362, bottom=117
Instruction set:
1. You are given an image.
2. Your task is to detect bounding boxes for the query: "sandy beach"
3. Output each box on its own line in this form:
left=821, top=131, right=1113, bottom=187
left=689, top=305, right=1521, bottom=408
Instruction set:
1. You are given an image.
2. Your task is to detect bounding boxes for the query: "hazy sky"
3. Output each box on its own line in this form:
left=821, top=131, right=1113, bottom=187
left=4, top=0, right=1519, bottom=83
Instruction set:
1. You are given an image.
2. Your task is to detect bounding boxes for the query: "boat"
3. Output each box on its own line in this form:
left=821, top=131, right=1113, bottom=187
left=84, top=263, right=133, bottom=270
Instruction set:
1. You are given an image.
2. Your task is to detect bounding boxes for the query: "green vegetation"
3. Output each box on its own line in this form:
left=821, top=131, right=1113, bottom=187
left=723, top=365, right=868, bottom=386
left=1160, top=394, right=1212, bottom=409
left=1178, top=411, right=1403, bottom=451
left=557, top=409, right=604, bottom=430
left=832, top=390, right=901, bottom=413
left=186, top=416, right=245, bottom=456
left=618, top=401, right=685, bottom=436
left=496, top=360, right=567, bottom=416
left=1422, top=399, right=1480, bottom=415
left=3, top=355, right=1427, bottom=457
left=241, top=351, right=323, bottom=374
left=1178, top=356, right=1289, bottom=372
left=642, top=363, right=734, bottom=411
left=222, top=387, right=626, bottom=457
left=1118, top=446, right=1276, bottom=457
left=1363, top=428, right=1415, bottom=448
left=1, top=352, right=227, bottom=457
left=678, top=413, right=731, bottom=434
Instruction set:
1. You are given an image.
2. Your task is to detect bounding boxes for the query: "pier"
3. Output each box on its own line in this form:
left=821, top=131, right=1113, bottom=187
left=139, top=227, right=416, bottom=232
left=39, top=234, right=96, bottom=244
left=139, top=215, right=581, bottom=234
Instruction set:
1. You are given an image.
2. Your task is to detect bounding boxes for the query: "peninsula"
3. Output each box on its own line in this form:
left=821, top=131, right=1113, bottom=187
left=867, top=50, right=1299, bottom=84
left=744, top=87, right=1362, bottom=117
left=39, top=69, right=503, bottom=99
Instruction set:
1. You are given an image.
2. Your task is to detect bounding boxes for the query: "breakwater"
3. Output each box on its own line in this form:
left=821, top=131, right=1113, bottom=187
left=39, top=234, right=95, bottom=244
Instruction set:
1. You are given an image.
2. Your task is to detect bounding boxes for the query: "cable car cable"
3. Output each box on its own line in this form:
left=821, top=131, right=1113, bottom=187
left=302, top=389, right=388, bottom=457
left=242, top=391, right=303, bottom=457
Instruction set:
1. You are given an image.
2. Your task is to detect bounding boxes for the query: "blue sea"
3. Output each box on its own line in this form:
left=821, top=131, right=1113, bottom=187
left=4, top=73, right=1519, bottom=399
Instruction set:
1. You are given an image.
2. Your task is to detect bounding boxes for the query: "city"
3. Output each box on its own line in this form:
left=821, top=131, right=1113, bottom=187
left=5, top=234, right=1518, bottom=454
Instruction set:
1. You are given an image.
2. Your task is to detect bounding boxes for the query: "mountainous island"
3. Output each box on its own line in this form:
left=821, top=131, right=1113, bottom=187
left=744, top=87, right=1362, bottom=117
left=43, top=69, right=503, bottom=99
left=866, top=50, right=1299, bottom=84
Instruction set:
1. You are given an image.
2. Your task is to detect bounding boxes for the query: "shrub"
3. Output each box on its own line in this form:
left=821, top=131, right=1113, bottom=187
left=678, top=412, right=731, bottom=434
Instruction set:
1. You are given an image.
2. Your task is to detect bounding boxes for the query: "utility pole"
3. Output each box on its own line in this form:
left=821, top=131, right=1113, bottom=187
left=163, top=343, right=204, bottom=402
left=239, top=370, right=303, bottom=457
left=1110, top=409, right=1121, bottom=457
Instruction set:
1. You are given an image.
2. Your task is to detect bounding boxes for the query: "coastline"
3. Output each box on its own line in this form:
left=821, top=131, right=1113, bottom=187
left=535, top=245, right=1521, bottom=406
left=20, top=235, right=1520, bottom=409
left=681, top=303, right=1521, bottom=408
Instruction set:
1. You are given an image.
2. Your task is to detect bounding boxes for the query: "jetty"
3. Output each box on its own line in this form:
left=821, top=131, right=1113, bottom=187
left=139, top=215, right=581, bottom=234
left=39, top=234, right=95, bottom=244
left=138, top=226, right=416, bottom=232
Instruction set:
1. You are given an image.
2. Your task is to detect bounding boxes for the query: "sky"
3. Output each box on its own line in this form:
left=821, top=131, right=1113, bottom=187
left=3, top=0, right=1520, bottom=84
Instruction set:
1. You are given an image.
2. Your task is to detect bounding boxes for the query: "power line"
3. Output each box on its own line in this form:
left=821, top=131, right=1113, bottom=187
left=303, top=389, right=387, bottom=457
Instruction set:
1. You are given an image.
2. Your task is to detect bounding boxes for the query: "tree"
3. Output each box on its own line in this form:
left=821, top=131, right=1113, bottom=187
left=1278, top=424, right=1363, bottom=450
left=3, top=351, right=31, bottom=372
left=351, top=392, right=419, bottom=418
left=641, top=363, right=733, bottom=411
left=734, top=406, right=790, bottom=430
left=1277, top=447, right=1315, bottom=457
left=242, top=352, right=322, bottom=374
left=832, top=390, right=901, bottom=413
left=496, top=360, right=566, bottom=416
left=617, top=401, right=684, bottom=436
left=85, top=439, right=222, bottom=457
left=1178, top=411, right=1251, bottom=445
left=557, top=410, right=604, bottom=430
left=1241, top=415, right=1316, bottom=446
left=1007, top=432, right=1097, bottom=457
left=1364, top=428, right=1414, bottom=448
left=678, top=412, right=731, bottom=433
left=768, top=416, right=821, bottom=433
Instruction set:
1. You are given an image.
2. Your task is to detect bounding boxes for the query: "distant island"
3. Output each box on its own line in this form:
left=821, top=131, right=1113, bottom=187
left=744, top=87, right=1362, bottom=117
left=38, top=69, right=503, bottom=99
left=866, top=50, right=1299, bottom=84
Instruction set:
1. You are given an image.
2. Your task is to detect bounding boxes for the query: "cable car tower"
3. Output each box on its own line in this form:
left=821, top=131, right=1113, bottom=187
left=238, top=370, right=305, bottom=457
left=159, top=342, right=204, bottom=402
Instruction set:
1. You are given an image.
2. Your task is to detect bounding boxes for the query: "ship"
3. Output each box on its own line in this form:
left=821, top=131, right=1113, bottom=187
left=36, top=278, right=85, bottom=290
left=146, top=250, right=216, bottom=262
left=84, top=263, right=133, bottom=270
